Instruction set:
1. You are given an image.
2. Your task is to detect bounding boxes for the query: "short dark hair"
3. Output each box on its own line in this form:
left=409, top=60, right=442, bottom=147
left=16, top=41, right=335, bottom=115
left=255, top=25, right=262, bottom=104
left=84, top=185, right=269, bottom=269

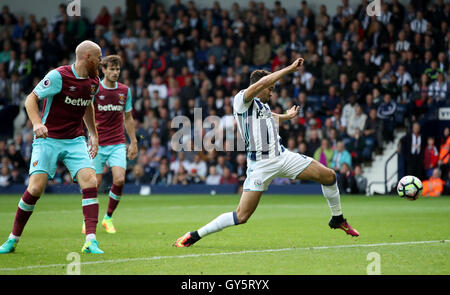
left=101, top=55, right=122, bottom=69
left=249, top=69, right=271, bottom=85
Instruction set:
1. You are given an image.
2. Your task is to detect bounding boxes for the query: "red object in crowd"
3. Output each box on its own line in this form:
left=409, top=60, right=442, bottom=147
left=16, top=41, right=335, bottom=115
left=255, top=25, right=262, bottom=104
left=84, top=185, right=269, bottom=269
left=298, top=117, right=322, bottom=129
left=424, top=145, right=439, bottom=170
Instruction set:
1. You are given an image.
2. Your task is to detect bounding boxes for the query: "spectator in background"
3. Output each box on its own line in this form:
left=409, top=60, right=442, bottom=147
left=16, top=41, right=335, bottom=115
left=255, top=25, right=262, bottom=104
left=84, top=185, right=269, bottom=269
left=424, top=137, right=439, bottom=177
left=410, top=11, right=428, bottom=34
left=341, top=95, right=357, bottom=131
left=0, top=166, right=10, bottom=187
left=347, top=128, right=365, bottom=164
left=422, top=168, right=445, bottom=197
left=400, top=122, right=425, bottom=180
left=331, top=141, right=352, bottom=172
left=306, top=128, right=321, bottom=157
left=322, top=85, right=340, bottom=116
left=188, top=153, right=207, bottom=182
left=428, top=73, right=447, bottom=102
left=321, top=55, right=339, bottom=87
left=147, top=135, right=166, bottom=169
left=396, top=64, right=413, bottom=87
left=346, top=104, right=367, bottom=139
left=377, top=94, right=396, bottom=143
left=314, top=138, right=333, bottom=168
left=337, top=163, right=357, bottom=194
left=9, top=167, right=24, bottom=184
left=206, top=166, right=221, bottom=185
left=216, top=154, right=231, bottom=175
left=130, top=164, right=151, bottom=185
left=353, top=165, right=367, bottom=194
left=94, top=6, right=111, bottom=28
left=151, top=163, right=173, bottom=186
left=220, top=166, right=238, bottom=185
left=7, top=143, right=25, bottom=171
left=147, top=76, right=168, bottom=100
left=438, top=127, right=450, bottom=178
left=234, top=153, right=247, bottom=183
left=173, top=164, right=190, bottom=185
left=395, top=30, right=410, bottom=52
left=170, top=151, right=189, bottom=173
left=424, top=60, right=443, bottom=82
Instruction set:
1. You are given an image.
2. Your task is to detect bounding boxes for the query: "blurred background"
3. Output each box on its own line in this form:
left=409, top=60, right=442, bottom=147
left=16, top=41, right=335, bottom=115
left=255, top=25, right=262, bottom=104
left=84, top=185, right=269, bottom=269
left=0, top=0, right=449, bottom=196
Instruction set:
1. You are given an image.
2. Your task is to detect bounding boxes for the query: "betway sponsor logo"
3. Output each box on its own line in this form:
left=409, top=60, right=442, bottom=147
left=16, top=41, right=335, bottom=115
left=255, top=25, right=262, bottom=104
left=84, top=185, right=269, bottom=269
left=97, top=104, right=124, bottom=111
left=65, top=96, right=91, bottom=106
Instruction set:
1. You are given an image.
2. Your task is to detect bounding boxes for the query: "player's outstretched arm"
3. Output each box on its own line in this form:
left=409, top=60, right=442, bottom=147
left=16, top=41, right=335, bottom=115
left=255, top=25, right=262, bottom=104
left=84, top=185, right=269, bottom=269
left=124, top=111, right=138, bottom=160
left=83, top=102, right=99, bottom=159
left=24, top=92, right=48, bottom=138
left=244, top=58, right=304, bottom=103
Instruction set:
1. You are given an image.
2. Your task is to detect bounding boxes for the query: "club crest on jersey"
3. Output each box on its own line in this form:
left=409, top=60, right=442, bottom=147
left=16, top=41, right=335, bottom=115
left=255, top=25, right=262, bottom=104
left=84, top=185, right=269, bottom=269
left=42, top=78, right=51, bottom=87
left=256, top=108, right=271, bottom=119
left=90, top=84, right=97, bottom=95
left=118, top=93, right=125, bottom=105
left=33, top=160, right=38, bottom=167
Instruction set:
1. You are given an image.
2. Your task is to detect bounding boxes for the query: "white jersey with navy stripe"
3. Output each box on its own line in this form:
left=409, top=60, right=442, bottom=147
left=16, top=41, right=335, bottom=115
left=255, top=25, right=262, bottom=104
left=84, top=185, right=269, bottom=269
left=233, top=89, right=284, bottom=161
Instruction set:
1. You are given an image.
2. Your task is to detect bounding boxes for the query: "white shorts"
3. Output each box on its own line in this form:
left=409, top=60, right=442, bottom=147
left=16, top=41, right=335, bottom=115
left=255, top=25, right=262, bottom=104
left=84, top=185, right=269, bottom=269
left=243, top=149, right=313, bottom=191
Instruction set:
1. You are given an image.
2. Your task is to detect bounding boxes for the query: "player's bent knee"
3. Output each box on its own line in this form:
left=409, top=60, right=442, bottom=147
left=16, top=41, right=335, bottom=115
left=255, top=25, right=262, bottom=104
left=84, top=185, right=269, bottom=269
left=236, top=211, right=251, bottom=224
left=77, top=169, right=98, bottom=189
left=27, top=183, right=45, bottom=197
left=113, top=176, right=125, bottom=186
left=322, top=169, right=337, bottom=186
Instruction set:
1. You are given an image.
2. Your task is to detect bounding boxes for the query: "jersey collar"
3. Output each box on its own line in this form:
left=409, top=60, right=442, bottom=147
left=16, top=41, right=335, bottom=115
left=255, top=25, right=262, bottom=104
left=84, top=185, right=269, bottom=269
left=100, top=80, right=118, bottom=90
left=71, top=64, right=88, bottom=79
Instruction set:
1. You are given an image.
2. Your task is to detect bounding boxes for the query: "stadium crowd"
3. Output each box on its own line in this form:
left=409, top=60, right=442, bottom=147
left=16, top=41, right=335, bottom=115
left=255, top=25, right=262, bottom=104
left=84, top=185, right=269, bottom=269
left=0, top=0, right=449, bottom=195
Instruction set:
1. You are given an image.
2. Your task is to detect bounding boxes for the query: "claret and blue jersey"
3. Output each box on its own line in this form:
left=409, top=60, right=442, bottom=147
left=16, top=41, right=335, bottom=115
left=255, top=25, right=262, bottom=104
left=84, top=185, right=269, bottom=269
left=29, top=64, right=99, bottom=180
left=32, top=64, right=99, bottom=139
left=93, top=80, right=132, bottom=146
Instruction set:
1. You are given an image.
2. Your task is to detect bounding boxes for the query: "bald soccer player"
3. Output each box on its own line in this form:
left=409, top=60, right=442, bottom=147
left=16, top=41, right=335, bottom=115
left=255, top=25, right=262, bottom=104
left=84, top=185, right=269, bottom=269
left=0, top=41, right=105, bottom=254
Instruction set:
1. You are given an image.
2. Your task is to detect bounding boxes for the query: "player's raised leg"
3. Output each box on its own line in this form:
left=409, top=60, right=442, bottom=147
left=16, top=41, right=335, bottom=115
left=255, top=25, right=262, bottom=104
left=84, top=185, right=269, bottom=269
left=296, top=160, right=359, bottom=236
left=77, top=167, right=104, bottom=254
left=175, top=191, right=262, bottom=247
left=0, top=173, right=47, bottom=254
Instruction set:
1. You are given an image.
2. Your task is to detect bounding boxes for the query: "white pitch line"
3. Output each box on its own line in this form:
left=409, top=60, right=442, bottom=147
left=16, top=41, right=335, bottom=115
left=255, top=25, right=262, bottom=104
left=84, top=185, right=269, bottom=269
left=0, top=239, right=448, bottom=272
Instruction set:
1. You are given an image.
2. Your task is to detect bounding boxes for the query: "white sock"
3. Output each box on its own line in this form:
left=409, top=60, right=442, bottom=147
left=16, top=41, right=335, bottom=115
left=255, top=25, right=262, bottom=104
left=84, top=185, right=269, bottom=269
left=86, top=233, right=96, bottom=242
left=321, top=182, right=343, bottom=216
left=9, top=233, right=20, bottom=241
left=197, top=212, right=238, bottom=238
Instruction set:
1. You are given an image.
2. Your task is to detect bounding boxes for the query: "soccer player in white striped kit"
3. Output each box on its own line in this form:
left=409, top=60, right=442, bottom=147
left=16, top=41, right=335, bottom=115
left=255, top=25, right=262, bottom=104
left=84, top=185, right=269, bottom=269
left=175, top=58, right=359, bottom=247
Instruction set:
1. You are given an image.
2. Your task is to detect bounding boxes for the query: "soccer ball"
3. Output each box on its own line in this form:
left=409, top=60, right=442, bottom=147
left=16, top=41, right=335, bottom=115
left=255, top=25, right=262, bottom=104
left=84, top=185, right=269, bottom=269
left=397, top=175, right=423, bottom=200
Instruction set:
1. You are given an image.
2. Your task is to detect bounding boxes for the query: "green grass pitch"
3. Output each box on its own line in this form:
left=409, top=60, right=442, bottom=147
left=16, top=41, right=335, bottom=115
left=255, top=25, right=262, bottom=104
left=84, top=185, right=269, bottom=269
left=0, top=193, right=449, bottom=275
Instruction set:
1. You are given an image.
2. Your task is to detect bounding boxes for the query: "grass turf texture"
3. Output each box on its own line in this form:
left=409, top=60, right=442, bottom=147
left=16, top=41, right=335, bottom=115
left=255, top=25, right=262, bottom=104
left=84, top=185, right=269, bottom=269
left=0, top=193, right=448, bottom=275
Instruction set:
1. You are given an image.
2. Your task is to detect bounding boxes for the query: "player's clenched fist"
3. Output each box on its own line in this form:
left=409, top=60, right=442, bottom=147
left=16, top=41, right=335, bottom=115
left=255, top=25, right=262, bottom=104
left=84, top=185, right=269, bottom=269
left=88, top=135, right=99, bottom=159
left=288, top=58, right=304, bottom=73
left=127, top=142, right=138, bottom=160
left=33, top=123, right=48, bottom=138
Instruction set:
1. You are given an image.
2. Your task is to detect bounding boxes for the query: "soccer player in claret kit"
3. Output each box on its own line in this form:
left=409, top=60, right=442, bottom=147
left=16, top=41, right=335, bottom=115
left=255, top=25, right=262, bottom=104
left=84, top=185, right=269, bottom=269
left=175, top=58, right=359, bottom=247
left=0, top=41, right=105, bottom=254
left=81, top=55, right=137, bottom=234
